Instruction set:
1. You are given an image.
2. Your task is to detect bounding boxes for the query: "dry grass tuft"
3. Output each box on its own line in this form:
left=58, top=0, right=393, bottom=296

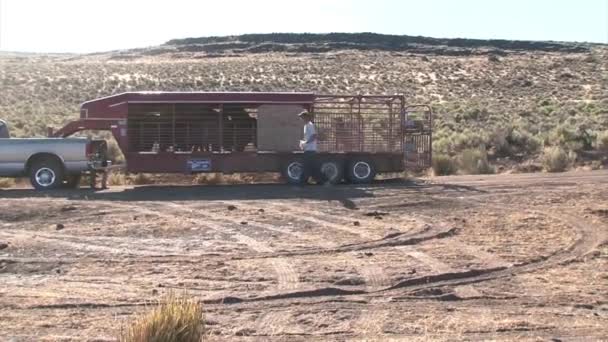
left=120, top=293, right=204, bottom=342
left=107, top=172, right=129, bottom=186
left=193, top=173, right=223, bottom=185
left=0, top=178, right=15, bottom=188
left=131, top=173, right=154, bottom=185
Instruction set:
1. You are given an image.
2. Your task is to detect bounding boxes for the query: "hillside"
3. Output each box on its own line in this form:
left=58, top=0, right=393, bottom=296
left=150, top=33, right=593, bottom=57
left=0, top=33, right=607, bottom=173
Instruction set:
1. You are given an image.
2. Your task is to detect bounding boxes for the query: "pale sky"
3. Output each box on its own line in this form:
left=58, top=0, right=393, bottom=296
left=0, top=0, right=606, bottom=53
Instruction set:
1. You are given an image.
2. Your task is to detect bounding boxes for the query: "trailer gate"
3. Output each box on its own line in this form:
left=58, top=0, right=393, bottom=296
left=313, top=96, right=432, bottom=169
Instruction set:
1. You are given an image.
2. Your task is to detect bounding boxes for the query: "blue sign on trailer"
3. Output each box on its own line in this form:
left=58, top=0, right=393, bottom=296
left=188, top=159, right=212, bottom=172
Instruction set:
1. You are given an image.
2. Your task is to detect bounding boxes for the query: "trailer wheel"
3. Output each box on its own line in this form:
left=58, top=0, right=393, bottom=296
left=63, top=175, right=81, bottom=189
left=29, top=158, right=65, bottom=190
left=346, top=159, right=376, bottom=184
left=281, top=160, right=305, bottom=185
left=314, top=160, right=344, bottom=185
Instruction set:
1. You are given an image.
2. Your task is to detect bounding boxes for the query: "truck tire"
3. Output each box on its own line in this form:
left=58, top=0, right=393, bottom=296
left=63, top=175, right=81, bottom=189
left=314, top=159, right=344, bottom=185
left=29, top=159, right=65, bottom=190
left=281, top=159, right=305, bottom=185
left=345, top=159, right=376, bottom=184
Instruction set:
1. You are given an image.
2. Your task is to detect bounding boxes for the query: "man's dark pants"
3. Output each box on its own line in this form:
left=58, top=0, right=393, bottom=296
left=302, top=151, right=317, bottom=184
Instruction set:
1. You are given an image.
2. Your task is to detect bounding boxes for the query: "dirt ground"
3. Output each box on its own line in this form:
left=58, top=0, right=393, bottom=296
left=0, top=170, right=607, bottom=341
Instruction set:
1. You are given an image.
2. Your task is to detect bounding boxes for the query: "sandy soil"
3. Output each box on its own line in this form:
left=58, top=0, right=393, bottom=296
left=0, top=170, right=607, bottom=341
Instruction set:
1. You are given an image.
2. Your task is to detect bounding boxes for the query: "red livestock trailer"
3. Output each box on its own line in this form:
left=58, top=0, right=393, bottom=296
left=50, top=92, right=432, bottom=184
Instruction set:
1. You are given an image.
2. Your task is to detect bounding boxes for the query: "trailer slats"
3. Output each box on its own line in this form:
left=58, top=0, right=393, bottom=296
left=125, top=94, right=432, bottom=169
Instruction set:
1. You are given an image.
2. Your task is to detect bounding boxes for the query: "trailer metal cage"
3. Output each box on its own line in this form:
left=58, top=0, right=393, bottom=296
left=50, top=92, right=432, bottom=176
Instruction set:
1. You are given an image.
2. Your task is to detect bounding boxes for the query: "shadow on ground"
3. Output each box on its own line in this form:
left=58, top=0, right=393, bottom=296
left=0, top=178, right=485, bottom=209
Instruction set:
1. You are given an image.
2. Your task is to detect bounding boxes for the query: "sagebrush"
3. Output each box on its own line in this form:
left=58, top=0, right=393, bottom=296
left=432, top=154, right=457, bottom=176
left=542, top=146, right=570, bottom=172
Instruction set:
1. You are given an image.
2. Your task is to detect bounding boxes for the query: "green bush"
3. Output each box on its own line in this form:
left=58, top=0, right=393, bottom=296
left=432, top=154, right=457, bottom=176
left=458, top=148, right=494, bottom=174
left=542, top=146, right=570, bottom=172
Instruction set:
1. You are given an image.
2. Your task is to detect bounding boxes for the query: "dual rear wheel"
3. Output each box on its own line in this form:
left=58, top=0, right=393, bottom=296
left=282, top=157, right=376, bottom=185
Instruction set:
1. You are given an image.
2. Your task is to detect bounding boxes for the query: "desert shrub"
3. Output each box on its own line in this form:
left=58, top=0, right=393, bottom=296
left=490, top=126, right=542, bottom=158
left=507, top=128, right=541, bottom=155
left=432, top=136, right=452, bottom=155
left=131, top=173, right=154, bottom=185
left=0, top=178, right=15, bottom=188
left=595, top=130, right=608, bottom=152
left=432, top=154, right=457, bottom=176
left=120, top=293, right=203, bottom=342
left=542, top=146, right=570, bottom=172
left=451, top=129, right=490, bottom=152
left=489, top=129, right=510, bottom=157
left=458, top=148, right=494, bottom=174
left=548, top=124, right=592, bottom=152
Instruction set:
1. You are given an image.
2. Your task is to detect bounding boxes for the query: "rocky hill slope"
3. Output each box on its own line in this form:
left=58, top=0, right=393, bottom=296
left=0, top=33, right=606, bottom=173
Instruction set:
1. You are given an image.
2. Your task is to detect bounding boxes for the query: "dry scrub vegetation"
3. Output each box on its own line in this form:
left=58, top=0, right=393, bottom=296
left=1, top=36, right=606, bottom=175
left=119, top=294, right=204, bottom=342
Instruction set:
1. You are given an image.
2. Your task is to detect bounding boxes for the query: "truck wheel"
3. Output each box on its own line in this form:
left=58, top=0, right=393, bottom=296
left=346, top=159, right=376, bottom=184
left=281, top=160, right=305, bottom=185
left=314, top=160, right=344, bottom=185
left=29, top=159, right=64, bottom=190
left=63, top=175, right=81, bottom=189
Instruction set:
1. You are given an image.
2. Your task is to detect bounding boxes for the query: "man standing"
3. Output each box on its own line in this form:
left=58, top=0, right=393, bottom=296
left=298, top=110, right=318, bottom=183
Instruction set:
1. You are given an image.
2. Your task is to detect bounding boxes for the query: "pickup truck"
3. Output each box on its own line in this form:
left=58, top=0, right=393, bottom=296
left=0, top=119, right=108, bottom=190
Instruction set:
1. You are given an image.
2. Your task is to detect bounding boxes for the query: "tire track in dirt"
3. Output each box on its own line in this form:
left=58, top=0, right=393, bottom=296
left=121, top=201, right=302, bottom=292
left=196, top=201, right=337, bottom=249
left=264, top=202, right=395, bottom=231
left=149, top=200, right=311, bottom=338
left=0, top=230, right=182, bottom=257
left=223, top=201, right=382, bottom=241
left=213, top=199, right=431, bottom=336
left=354, top=239, right=486, bottom=335
left=214, top=200, right=399, bottom=336
left=197, top=202, right=606, bottom=307
left=379, top=207, right=607, bottom=294
left=106, top=200, right=304, bottom=336
left=218, top=201, right=413, bottom=288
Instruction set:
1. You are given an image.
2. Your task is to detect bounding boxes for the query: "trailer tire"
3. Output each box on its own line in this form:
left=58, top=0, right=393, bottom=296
left=29, top=158, right=65, bottom=190
left=314, top=159, right=344, bottom=185
left=281, top=159, right=306, bottom=185
left=63, top=175, right=81, bottom=189
left=345, top=159, right=376, bottom=184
